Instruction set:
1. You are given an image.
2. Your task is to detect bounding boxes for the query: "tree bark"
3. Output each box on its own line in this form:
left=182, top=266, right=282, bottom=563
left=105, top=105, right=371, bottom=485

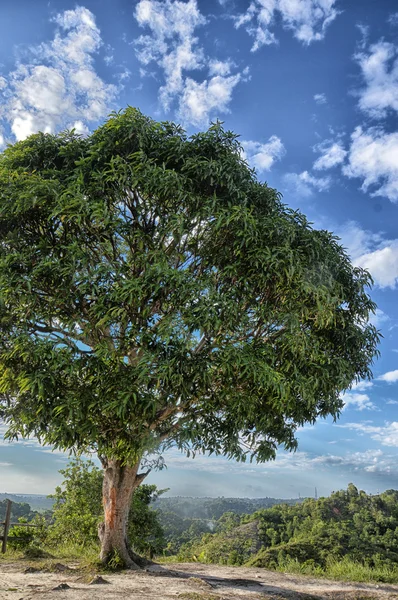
left=98, top=458, right=147, bottom=569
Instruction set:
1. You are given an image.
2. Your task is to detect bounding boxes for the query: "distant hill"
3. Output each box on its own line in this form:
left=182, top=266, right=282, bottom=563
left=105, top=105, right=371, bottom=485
left=0, top=493, right=54, bottom=512
left=153, top=496, right=302, bottom=520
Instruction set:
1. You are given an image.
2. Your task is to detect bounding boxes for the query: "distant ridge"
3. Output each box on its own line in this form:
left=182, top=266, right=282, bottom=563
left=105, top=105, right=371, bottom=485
left=0, top=493, right=54, bottom=511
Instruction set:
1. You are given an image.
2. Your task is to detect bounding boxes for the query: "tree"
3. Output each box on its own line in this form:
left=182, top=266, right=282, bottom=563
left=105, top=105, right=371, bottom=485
left=0, top=107, right=379, bottom=567
left=49, top=459, right=165, bottom=557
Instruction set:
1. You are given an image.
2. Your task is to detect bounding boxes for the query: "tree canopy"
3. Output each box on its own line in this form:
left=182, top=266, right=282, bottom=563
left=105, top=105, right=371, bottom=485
left=0, top=107, right=379, bottom=564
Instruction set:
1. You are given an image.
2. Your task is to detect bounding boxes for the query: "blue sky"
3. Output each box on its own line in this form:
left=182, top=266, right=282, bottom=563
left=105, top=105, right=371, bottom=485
left=1, top=0, right=398, bottom=499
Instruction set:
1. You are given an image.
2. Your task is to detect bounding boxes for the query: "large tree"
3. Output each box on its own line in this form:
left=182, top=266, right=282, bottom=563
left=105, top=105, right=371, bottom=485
left=0, top=108, right=379, bottom=567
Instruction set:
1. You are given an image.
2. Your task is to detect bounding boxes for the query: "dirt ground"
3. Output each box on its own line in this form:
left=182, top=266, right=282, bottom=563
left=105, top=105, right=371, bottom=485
left=1, top=560, right=398, bottom=600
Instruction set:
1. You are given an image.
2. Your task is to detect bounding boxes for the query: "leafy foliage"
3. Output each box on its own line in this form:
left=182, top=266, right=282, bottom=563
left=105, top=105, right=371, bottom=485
left=128, top=484, right=166, bottom=557
left=0, top=107, right=379, bottom=467
left=7, top=515, right=48, bottom=550
left=48, top=459, right=103, bottom=546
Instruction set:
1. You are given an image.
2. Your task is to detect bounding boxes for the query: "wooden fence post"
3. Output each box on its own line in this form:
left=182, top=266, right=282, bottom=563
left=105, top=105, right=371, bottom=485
left=1, top=499, right=12, bottom=554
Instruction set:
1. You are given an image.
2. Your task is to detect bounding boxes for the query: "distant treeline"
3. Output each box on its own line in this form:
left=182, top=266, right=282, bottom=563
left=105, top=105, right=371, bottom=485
left=153, top=496, right=301, bottom=520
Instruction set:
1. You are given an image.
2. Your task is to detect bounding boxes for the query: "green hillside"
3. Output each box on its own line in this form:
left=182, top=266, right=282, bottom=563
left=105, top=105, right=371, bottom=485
left=176, top=484, right=398, bottom=581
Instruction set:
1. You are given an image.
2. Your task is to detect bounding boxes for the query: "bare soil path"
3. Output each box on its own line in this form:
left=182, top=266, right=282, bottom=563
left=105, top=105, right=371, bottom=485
left=0, top=560, right=397, bottom=600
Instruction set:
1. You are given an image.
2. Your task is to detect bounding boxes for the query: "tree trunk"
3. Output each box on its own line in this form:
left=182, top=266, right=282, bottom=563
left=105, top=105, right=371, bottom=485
left=98, top=458, right=146, bottom=569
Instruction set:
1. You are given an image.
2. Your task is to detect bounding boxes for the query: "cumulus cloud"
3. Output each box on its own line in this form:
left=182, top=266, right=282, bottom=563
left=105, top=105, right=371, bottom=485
left=134, top=0, right=245, bottom=125
left=337, top=221, right=383, bottom=262
left=343, top=127, right=398, bottom=203
left=341, top=392, right=376, bottom=412
left=355, top=41, right=398, bottom=119
left=1, top=7, right=116, bottom=142
left=235, top=0, right=340, bottom=51
left=314, top=92, right=327, bottom=104
left=334, top=221, right=398, bottom=289
left=338, top=421, right=398, bottom=448
left=361, top=244, right=398, bottom=288
left=313, top=140, right=347, bottom=170
left=241, top=136, right=286, bottom=173
left=378, top=370, right=398, bottom=384
left=283, top=170, right=331, bottom=197
left=351, top=380, right=374, bottom=392
left=334, top=39, right=398, bottom=202
left=358, top=241, right=398, bottom=289
left=178, top=73, right=243, bottom=126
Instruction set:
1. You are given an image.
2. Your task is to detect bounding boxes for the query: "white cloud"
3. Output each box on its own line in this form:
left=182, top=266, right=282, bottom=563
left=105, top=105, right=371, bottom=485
left=235, top=0, right=340, bottom=51
left=242, top=136, right=286, bottom=173
left=338, top=421, right=398, bottom=448
left=178, top=73, right=243, bottom=126
left=338, top=39, right=398, bottom=202
left=314, top=92, right=327, bottom=104
left=283, top=170, right=331, bottom=197
left=358, top=241, right=398, bottom=289
left=313, top=140, right=347, bottom=170
left=134, top=0, right=245, bottom=125
left=165, top=445, right=398, bottom=477
left=378, top=370, right=398, bottom=384
left=350, top=380, right=374, bottom=392
left=342, top=392, right=376, bottom=412
left=208, top=59, right=234, bottom=77
left=343, top=127, right=398, bottom=203
left=387, top=399, right=398, bottom=405
left=1, top=7, right=117, bottom=142
left=337, top=221, right=383, bottom=261
left=336, top=221, right=398, bottom=289
left=355, top=41, right=398, bottom=119
left=368, top=308, right=390, bottom=330
left=389, top=13, right=398, bottom=26
left=70, top=120, right=90, bottom=136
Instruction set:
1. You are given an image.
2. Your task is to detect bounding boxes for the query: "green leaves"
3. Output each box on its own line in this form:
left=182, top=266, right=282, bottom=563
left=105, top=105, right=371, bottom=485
left=0, top=107, right=380, bottom=465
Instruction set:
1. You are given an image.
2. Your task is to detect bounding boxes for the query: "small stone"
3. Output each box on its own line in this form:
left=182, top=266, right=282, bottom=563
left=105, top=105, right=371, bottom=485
left=89, top=576, right=110, bottom=585
left=52, top=583, right=71, bottom=590
left=24, top=567, right=40, bottom=574
left=54, top=563, right=71, bottom=572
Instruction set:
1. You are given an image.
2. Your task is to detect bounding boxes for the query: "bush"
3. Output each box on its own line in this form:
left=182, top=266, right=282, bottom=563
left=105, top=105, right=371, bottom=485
left=8, top=515, right=48, bottom=550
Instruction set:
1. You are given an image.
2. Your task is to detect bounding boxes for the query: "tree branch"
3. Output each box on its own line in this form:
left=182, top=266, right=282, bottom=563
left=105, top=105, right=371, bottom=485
left=135, top=469, right=151, bottom=485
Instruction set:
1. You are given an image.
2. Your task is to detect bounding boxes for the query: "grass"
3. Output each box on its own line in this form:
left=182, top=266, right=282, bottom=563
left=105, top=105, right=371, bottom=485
left=0, top=541, right=101, bottom=577
left=160, top=553, right=398, bottom=585
left=275, top=556, right=398, bottom=584
left=2, top=542, right=398, bottom=587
